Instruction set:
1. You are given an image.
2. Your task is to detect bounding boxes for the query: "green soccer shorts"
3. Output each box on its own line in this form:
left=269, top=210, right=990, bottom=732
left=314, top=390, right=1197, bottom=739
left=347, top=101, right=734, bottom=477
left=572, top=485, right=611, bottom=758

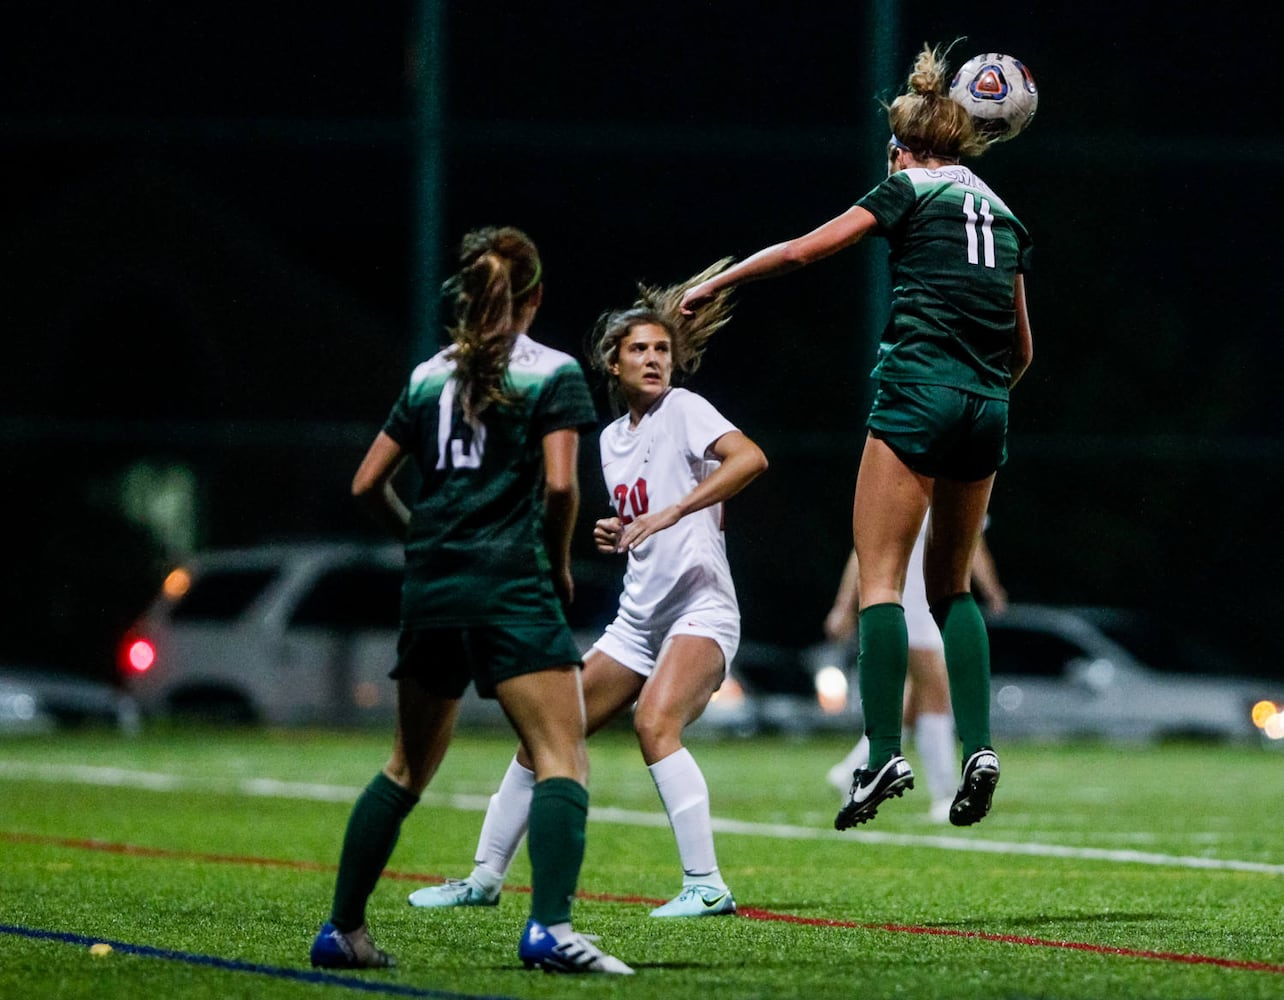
left=867, top=380, right=1008, bottom=482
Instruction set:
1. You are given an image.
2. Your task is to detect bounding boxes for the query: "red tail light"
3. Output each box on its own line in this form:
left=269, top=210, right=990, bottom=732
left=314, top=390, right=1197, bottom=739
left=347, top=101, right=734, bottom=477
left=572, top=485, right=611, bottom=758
left=119, top=636, right=156, bottom=674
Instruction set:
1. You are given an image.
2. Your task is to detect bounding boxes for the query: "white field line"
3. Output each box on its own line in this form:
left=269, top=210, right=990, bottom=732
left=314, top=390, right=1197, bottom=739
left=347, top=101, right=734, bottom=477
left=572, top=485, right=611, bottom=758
left=5, top=760, right=1282, bottom=876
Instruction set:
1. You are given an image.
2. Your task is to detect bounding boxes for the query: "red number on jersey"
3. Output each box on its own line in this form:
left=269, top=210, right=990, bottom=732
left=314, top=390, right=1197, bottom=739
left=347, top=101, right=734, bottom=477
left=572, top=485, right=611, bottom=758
left=612, top=478, right=649, bottom=525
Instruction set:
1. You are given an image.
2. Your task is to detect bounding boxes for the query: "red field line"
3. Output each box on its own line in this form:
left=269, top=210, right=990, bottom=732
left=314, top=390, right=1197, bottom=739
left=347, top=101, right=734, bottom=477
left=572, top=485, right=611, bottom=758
left=733, top=907, right=1284, bottom=974
left=7, top=831, right=1282, bottom=975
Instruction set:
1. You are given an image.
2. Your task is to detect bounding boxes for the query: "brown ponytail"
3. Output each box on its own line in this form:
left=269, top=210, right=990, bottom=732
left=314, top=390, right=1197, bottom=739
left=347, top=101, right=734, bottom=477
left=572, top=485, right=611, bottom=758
left=442, top=226, right=542, bottom=420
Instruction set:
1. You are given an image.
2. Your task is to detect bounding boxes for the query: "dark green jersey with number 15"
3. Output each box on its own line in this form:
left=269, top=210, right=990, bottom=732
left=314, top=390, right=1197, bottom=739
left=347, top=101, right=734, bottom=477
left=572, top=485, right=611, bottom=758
left=856, top=165, right=1033, bottom=399
left=382, top=333, right=597, bottom=628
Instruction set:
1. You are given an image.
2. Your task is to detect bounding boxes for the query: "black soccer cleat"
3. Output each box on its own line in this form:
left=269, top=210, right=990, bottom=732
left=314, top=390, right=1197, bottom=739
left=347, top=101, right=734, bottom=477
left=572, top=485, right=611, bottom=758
left=834, top=754, right=914, bottom=830
left=949, top=748, right=1000, bottom=827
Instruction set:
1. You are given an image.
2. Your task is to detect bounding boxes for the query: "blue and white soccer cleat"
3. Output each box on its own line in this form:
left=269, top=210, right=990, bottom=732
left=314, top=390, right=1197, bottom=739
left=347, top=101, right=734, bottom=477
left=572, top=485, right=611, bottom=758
left=949, top=747, right=1000, bottom=827
left=309, top=921, right=396, bottom=969
left=518, top=919, right=633, bottom=975
left=407, top=877, right=500, bottom=908
left=649, top=884, right=737, bottom=918
left=834, top=754, right=915, bottom=830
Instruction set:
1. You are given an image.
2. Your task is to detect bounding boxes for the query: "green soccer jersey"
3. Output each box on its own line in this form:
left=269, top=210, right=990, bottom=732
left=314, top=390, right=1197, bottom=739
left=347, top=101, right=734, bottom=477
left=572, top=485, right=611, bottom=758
left=382, top=333, right=598, bottom=627
left=856, top=165, right=1033, bottom=399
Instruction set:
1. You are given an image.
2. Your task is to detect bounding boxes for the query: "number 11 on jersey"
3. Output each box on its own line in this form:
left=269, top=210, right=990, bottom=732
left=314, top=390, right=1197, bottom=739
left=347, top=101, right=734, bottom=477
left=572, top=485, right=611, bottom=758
left=963, top=192, right=995, bottom=268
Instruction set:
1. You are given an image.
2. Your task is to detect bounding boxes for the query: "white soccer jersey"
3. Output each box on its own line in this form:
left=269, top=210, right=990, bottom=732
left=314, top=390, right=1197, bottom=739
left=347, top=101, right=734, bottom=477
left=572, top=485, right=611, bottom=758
left=598, top=387, right=740, bottom=634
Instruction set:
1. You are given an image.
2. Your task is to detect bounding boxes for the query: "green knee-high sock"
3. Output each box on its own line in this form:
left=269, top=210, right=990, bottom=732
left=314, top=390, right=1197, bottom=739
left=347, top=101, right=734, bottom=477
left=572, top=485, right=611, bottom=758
left=858, top=603, right=909, bottom=769
left=527, top=777, right=588, bottom=927
left=931, top=593, right=992, bottom=756
left=330, top=772, right=419, bottom=932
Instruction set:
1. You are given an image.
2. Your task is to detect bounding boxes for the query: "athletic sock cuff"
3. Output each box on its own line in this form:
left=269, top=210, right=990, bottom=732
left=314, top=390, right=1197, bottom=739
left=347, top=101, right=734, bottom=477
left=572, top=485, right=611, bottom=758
left=371, top=772, right=420, bottom=815
left=929, top=592, right=976, bottom=629
left=859, top=601, right=905, bottom=618
left=531, top=776, right=588, bottom=812
left=647, top=747, right=695, bottom=783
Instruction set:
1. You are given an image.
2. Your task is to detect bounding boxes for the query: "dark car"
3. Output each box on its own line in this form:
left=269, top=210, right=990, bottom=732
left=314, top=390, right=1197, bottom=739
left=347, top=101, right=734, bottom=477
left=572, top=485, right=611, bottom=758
left=0, top=667, right=140, bottom=734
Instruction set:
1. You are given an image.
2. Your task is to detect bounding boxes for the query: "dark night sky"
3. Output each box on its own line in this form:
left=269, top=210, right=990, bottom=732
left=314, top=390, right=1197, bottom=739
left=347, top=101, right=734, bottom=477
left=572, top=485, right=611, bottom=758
left=3, top=4, right=1281, bottom=672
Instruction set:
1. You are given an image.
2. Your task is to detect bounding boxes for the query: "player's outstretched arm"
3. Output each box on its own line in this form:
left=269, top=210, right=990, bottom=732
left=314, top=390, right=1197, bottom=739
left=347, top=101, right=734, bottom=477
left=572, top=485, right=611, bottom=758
left=681, top=206, right=880, bottom=313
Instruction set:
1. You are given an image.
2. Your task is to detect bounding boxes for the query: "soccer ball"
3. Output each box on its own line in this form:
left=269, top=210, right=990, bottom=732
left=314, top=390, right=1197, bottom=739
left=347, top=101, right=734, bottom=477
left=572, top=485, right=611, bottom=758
left=948, top=53, right=1038, bottom=142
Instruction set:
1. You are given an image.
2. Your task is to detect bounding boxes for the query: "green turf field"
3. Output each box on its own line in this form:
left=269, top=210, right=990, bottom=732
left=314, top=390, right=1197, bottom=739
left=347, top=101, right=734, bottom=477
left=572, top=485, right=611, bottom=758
left=2, top=725, right=1281, bottom=999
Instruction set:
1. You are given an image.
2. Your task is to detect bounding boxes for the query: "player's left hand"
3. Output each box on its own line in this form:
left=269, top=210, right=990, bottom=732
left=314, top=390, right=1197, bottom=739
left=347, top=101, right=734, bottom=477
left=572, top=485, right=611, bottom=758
left=616, top=505, right=682, bottom=552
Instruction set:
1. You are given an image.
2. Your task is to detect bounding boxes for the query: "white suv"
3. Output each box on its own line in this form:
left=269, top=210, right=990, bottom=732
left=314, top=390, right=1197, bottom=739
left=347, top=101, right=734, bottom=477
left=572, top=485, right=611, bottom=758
left=119, top=541, right=467, bottom=726
left=118, top=539, right=808, bottom=734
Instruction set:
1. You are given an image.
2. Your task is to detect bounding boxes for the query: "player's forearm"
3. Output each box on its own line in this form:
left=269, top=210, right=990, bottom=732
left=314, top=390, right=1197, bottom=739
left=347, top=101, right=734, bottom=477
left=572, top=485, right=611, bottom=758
left=358, top=483, right=410, bottom=543
left=711, top=243, right=806, bottom=292
left=1010, top=276, right=1034, bottom=388
left=542, top=485, right=579, bottom=575
left=831, top=550, right=862, bottom=617
left=674, top=441, right=768, bottom=519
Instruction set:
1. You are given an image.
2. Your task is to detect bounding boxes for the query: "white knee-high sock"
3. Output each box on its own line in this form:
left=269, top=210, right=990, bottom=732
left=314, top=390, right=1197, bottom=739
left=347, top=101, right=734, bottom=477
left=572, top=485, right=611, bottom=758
left=913, top=712, right=958, bottom=804
left=836, top=734, right=870, bottom=774
left=471, top=756, right=535, bottom=887
left=648, top=747, right=725, bottom=890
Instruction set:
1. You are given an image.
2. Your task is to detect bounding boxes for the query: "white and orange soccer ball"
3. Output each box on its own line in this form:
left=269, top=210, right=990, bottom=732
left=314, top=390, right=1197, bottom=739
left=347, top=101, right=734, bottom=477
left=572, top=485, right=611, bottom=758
left=948, top=52, right=1038, bottom=142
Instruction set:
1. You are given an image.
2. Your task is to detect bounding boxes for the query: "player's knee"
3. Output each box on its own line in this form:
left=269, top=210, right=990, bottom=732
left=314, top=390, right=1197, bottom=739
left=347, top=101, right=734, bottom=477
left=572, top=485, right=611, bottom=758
left=633, top=712, right=681, bottom=760
left=524, top=744, right=588, bottom=785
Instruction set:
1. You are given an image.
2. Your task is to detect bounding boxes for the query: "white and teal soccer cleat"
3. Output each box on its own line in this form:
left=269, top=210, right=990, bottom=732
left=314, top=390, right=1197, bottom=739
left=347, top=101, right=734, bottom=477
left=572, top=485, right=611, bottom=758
left=407, top=876, right=500, bottom=909
left=518, top=920, right=633, bottom=975
left=649, top=884, right=737, bottom=918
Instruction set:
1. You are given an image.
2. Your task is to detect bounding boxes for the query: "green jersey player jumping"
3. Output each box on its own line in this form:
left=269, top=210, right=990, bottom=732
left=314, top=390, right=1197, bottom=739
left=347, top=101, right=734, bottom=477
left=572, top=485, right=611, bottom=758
left=681, top=41, right=1034, bottom=833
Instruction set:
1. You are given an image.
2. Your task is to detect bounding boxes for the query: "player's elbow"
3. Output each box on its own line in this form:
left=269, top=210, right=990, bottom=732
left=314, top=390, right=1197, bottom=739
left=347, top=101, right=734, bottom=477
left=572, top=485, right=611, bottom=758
left=780, top=242, right=819, bottom=268
left=544, top=481, right=578, bottom=505
left=739, top=441, right=769, bottom=482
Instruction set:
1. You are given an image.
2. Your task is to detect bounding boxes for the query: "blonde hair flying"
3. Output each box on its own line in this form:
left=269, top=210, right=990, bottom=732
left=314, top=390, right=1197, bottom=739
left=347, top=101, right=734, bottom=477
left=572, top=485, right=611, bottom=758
left=589, top=258, right=736, bottom=407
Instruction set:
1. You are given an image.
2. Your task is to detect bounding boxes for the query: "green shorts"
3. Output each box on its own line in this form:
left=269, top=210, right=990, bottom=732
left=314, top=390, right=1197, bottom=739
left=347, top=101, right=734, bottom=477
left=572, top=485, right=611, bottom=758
left=867, top=381, right=1008, bottom=482
left=391, top=623, right=583, bottom=699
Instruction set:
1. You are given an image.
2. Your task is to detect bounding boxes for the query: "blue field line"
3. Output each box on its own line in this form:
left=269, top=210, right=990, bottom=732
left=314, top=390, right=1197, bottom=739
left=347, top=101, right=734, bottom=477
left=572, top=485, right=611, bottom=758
left=0, top=923, right=521, bottom=1000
